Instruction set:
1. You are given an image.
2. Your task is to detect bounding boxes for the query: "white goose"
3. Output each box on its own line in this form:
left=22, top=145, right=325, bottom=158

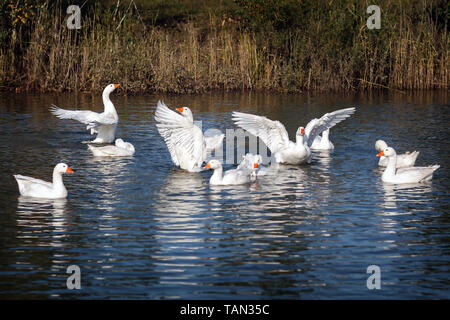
left=50, top=84, right=120, bottom=143
left=14, top=163, right=74, bottom=199
left=310, top=129, right=334, bottom=150
left=88, top=138, right=135, bottom=157
left=204, top=159, right=258, bottom=185
left=377, top=147, right=439, bottom=184
left=232, top=107, right=355, bottom=165
left=375, top=140, right=419, bottom=168
left=155, top=101, right=224, bottom=172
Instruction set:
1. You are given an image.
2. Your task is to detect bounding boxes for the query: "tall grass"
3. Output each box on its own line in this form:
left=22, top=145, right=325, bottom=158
left=0, top=0, right=447, bottom=93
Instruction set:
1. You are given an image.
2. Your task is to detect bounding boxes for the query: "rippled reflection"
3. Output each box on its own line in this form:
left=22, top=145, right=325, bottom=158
left=16, top=197, right=68, bottom=236
left=381, top=183, right=434, bottom=212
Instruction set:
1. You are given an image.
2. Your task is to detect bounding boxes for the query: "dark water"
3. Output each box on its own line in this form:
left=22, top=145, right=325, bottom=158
left=0, top=90, right=448, bottom=299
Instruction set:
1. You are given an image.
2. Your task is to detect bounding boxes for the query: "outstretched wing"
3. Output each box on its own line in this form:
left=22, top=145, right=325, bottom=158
left=50, top=104, right=101, bottom=125
left=304, top=107, right=356, bottom=147
left=154, top=100, right=203, bottom=166
left=232, top=111, right=291, bottom=153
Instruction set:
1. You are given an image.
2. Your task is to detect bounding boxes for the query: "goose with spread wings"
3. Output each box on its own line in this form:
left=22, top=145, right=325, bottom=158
left=154, top=101, right=224, bottom=172
left=50, top=84, right=120, bottom=143
left=232, top=107, right=356, bottom=165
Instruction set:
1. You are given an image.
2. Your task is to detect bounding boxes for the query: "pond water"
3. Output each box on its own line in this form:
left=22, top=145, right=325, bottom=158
left=0, top=90, right=448, bottom=299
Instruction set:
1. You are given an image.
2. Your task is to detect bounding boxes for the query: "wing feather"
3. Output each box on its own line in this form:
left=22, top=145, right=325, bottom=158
left=232, top=112, right=290, bottom=153
left=305, top=107, right=356, bottom=147
left=50, top=104, right=100, bottom=125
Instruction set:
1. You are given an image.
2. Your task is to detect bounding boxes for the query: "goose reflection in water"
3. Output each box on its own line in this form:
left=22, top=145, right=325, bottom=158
left=15, top=197, right=69, bottom=286
left=381, top=183, right=434, bottom=213
left=16, top=197, right=68, bottom=236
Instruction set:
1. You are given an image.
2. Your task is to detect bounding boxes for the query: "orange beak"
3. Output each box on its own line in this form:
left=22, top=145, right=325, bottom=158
left=254, top=163, right=259, bottom=169
left=66, top=167, right=74, bottom=173
left=301, top=128, right=305, bottom=134
left=114, top=84, right=120, bottom=88
left=176, top=107, right=184, bottom=113
left=376, top=151, right=384, bottom=157
left=204, top=163, right=211, bottom=169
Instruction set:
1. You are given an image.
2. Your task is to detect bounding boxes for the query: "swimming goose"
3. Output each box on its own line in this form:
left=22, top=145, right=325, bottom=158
left=50, top=84, right=120, bottom=143
left=376, top=147, right=439, bottom=184
left=155, top=101, right=224, bottom=172
left=14, top=163, right=74, bottom=199
left=375, top=140, right=419, bottom=168
left=88, top=138, right=135, bottom=157
left=204, top=159, right=258, bottom=185
left=232, top=107, right=355, bottom=165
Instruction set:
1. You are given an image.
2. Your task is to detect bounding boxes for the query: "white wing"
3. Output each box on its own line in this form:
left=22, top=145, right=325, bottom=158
left=50, top=104, right=101, bottom=125
left=204, top=134, right=224, bottom=153
left=396, top=165, right=439, bottom=182
left=155, top=100, right=204, bottom=167
left=14, top=174, right=54, bottom=196
left=232, top=112, right=291, bottom=153
left=304, top=107, right=356, bottom=147
left=14, top=175, right=52, bottom=189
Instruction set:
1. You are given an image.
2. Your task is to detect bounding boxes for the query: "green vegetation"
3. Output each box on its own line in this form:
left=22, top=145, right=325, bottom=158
left=0, top=0, right=448, bottom=93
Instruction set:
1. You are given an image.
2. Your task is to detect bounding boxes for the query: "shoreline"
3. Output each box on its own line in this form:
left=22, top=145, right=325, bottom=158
left=1, top=2, right=448, bottom=95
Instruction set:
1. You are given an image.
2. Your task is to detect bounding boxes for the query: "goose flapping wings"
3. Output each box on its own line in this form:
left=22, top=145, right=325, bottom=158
left=155, top=101, right=224, bottom=171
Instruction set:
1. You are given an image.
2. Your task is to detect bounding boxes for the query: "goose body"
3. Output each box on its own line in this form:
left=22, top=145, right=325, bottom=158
left=377, top=147, right=439, bottom=184
left=88, top=139, right=135, bottom=157
left=232, top=107, right=355, bottom=165
left=204, top=159, right=258, bottom=185
left=13, top=163, right=74, bottom=199
left=50, top=84, right=120, bottom=143
left=375, top=140, right=419, bottom=168
left=155, top=101, right=224, bottom=172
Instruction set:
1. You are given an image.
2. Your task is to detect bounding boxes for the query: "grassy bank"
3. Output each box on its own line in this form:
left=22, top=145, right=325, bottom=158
left=0, top=0, right=448, bottom=94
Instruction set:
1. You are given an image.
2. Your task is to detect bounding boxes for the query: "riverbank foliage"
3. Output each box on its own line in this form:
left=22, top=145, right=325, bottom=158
left=0, top=0, right=448, bottom=93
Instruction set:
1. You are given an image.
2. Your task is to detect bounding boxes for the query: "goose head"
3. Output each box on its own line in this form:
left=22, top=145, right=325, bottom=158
left=103, top=83, right=120, bottom=97
left=176, top=107, right=194, bottom=122
left=375, top=140, right=388, bottom=152
left=203, top=159, right=222, bottom=170
left=296, top=126, right=305, bottom=137
left=55, top=163, right=74, bottom=174
left=377, top=147, right=396, bottom=158
left=295, top=126, right=306, bottom=144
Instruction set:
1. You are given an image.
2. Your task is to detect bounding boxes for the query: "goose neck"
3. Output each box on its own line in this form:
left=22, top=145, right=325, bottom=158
left=382, top=154, right=397, bottom=179
left=322, top=129, right=330, bottom=141
left=102, top=92, right=116, bottom=114
left=52, top=170, right=65, bottom=190
left=210, top=167, right=223, bottom=184
left=296, top=134, right=305, bottom=146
